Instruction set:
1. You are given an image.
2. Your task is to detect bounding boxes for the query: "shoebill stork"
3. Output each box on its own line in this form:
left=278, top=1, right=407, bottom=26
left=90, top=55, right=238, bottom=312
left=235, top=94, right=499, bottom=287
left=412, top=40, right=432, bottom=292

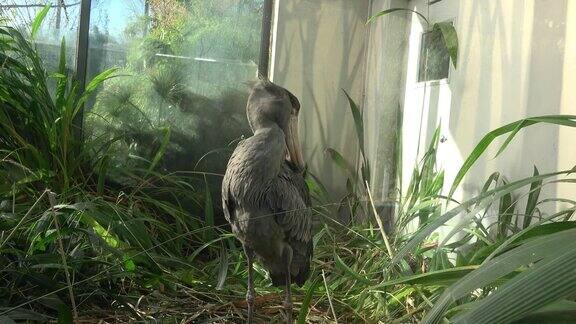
left=222, top=79, right=312, bottom=323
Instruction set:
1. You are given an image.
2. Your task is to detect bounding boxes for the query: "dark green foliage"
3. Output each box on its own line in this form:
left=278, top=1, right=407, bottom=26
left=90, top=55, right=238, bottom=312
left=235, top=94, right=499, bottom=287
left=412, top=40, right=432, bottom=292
left=0, top=21, right=224, bottom=321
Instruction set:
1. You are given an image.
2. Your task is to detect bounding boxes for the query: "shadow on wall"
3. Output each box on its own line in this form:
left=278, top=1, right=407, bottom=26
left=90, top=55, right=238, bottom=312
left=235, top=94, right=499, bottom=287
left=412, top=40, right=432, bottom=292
left=441, top=0, right=568, bottom=208
left=272, top=0, right=369, bottom=212
left=520, top=0, right=568, bottom=203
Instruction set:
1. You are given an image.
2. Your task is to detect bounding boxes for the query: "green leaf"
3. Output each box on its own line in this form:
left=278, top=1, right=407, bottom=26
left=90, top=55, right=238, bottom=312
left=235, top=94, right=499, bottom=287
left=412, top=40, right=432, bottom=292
left=305, top=171, right=330, bottom=203
left=513, top=300, right=576, bottom=323
left=454, top=243, right=576, bottom=323
left=334, top=253, right=371, bottom=285
left=497, top=182, right=515, bottom=239
left=394, top=169, right=574, bottom=269
left=123, top=256, right=136, bottom=272
left=479, top=172, right=500, bottom=195
left=204, top=178, right=215, bottom=240
left=297, top=278, right=321, bottom=324
left=148, top=126, right=170, bottom=172
left=371, top=266, right=478, bottom=289
left=31, top=4, right=51, bottom=39
left=523, top=166, right=542, bottom=228
left=325, top=148, right=358, bottom=183
left=96, top=155, right=110, bottom=194
left=57, top=304, right=72, bottom=324
left=84, top=68, right=118, bottom=94
left=55, top=38, right=67, bottom=110
left=516, top=221, right=576, bottom=242
left=485, top=210, right=576, bottom=263
left=367, top=8, right=429, bottom=25
left=342, top=90, right=365, bottom=155
left=423, top=228, right=576, bottom=323
left=434, top=21, right=458, bottom=68
left=187, top=235, right=231, bottom=263
left=449, top=115, right=576, bottom=197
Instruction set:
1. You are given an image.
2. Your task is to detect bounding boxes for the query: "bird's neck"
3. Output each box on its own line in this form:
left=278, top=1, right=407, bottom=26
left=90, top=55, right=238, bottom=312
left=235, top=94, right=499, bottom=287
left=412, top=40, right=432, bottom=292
left=246, top=125, right=286, bottom=179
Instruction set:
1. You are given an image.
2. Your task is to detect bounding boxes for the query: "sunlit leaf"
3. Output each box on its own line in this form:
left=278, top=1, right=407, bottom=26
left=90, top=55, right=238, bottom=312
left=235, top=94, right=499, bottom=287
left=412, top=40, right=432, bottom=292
left=524, top=166, right=542, bottom=228
left=31, top=4, right=50, bottom=39
left=123, top=256, right=136, bottom=272
left=367, top=8, right=429, bottom=25
left=423, top=228, right=576, bottom=323
left=449, top=115, right=576, bottom=197
left=297, top=278, right=321, bottom=324
left=434, top=21, right=458, bottom=68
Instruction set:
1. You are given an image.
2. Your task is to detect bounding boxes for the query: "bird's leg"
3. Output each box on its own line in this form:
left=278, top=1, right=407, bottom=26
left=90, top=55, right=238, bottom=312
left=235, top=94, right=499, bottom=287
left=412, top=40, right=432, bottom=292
left=283, top=248, right=293, bottom=324
left=244, top=245, right=256, bottom=324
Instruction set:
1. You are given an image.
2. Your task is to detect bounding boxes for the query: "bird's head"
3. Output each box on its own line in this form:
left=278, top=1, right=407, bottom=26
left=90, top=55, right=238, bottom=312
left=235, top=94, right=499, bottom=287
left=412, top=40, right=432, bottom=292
left=246, top=77, right=305, bottom=171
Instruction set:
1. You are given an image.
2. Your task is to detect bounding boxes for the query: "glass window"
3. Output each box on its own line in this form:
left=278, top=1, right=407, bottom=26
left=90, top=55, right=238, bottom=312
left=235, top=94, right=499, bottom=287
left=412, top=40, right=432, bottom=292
left=417, top=25, right=451, bottom=82
left=0, top=1, right=80, bottom=73
left=84, top=0, right=265, bottom=200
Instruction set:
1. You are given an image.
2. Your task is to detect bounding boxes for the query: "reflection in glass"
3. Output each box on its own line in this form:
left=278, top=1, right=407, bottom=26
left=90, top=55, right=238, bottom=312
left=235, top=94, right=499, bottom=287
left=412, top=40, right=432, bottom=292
left=418, top=27, right=450, bottom=82
left=0, top=1, right=80, bottom=73
left=84, top=0, right=265, bottom=214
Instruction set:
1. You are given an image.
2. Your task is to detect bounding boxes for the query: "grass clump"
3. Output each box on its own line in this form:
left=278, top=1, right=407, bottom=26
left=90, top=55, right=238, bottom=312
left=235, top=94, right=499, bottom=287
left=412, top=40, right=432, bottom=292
left=2, top=11, right=576, bottom=324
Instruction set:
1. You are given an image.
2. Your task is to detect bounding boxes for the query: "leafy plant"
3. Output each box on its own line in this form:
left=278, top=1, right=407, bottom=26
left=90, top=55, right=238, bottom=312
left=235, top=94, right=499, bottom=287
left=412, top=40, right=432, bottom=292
left=368, top=7, right=459, bottom=68
left=325, top=91, right=372, bottom=220
left=2, top=4, right=576, bottom=324
left=449, top=115, right=576, bottom=196
left=0, top=14, right=223, bottom=321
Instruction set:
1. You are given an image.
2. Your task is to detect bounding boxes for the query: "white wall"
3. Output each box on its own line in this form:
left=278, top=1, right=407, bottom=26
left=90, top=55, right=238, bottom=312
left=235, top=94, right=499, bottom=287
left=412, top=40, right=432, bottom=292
left=271, top=0, right=370, bottom=204
left=271, top=0, right=576, bottom=219
left=401, top=0, right=576, bottom=212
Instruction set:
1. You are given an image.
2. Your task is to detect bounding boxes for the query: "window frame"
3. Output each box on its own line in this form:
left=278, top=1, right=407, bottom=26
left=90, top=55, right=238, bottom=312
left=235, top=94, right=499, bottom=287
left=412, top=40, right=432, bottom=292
left=72, top=0, right=274, bottom=137
left=416, top=25, right=451, bottom=85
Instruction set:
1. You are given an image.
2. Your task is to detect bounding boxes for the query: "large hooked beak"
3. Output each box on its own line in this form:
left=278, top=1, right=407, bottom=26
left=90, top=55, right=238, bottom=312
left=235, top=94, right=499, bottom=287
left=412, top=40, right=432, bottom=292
left=284, top=114, right=305, bottom=171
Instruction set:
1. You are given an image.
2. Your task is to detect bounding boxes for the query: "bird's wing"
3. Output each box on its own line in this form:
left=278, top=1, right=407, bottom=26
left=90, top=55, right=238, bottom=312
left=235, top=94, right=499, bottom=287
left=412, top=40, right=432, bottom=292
left=222, top=139, right=247, bottom=223
left=267, top=163, right=313, bottom=285
left=286, top=162, right=312, bottom=207
left=267, top=163, right=313, bottom=243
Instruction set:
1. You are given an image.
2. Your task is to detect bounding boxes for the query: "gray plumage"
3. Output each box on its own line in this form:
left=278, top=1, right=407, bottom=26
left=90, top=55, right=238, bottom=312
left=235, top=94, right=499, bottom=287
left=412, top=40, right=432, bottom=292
left=222, top=79, right=312, bottom=323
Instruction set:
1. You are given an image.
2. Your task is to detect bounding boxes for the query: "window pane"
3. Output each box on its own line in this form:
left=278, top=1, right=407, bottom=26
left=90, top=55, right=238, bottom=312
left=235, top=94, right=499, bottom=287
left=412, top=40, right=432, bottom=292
left=85, top=0, right=264, bottom=192
left=0, top=1, right=80, bottom=73
left=418, top=27, right=450, bottom=82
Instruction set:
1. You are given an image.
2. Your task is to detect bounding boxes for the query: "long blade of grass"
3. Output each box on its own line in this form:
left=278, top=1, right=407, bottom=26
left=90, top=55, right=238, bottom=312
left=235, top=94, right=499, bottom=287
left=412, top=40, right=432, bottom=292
left=394, top=169, right=574, bottom=268
left=342, top=90, right=364, bottom=154
left=523, top=166, right=542, bottom=228
left=422, top=228, right=576, bottom=324
left=367, top=8, right=429, bottom=25
left=334, top=253, right=371, bottom=285
left=147, top=126, right=170, bottom=172
left=325, top=148, right=358, bottom=184
left=204, top=178, right=215, bottom=240
left=449, top=115, right=576, bottom=197
left=485, top=209, right=576, bottom=263
left=434, top=21, right=458, bottom=68
left=215, top=242, right=228, bottom=290
left=454, top=246, right=576, bottom=323
left=297, top=278, right=322, bottom=324
left=497, top=181, right=515, bottom=239
left=372, top=266, right=479, bottom=289
left=31, top=4, right=50, bottom=39
left=514, top=300, right=576, bottom=323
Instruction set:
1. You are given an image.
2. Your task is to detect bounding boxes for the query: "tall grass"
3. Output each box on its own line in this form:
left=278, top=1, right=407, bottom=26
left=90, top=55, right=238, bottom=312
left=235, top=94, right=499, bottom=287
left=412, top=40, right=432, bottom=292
left=2, top=10, right=576, bottom=323
left=321, top=91, right=576, bottom=323
left=0, top=18, right=228, bottom=322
